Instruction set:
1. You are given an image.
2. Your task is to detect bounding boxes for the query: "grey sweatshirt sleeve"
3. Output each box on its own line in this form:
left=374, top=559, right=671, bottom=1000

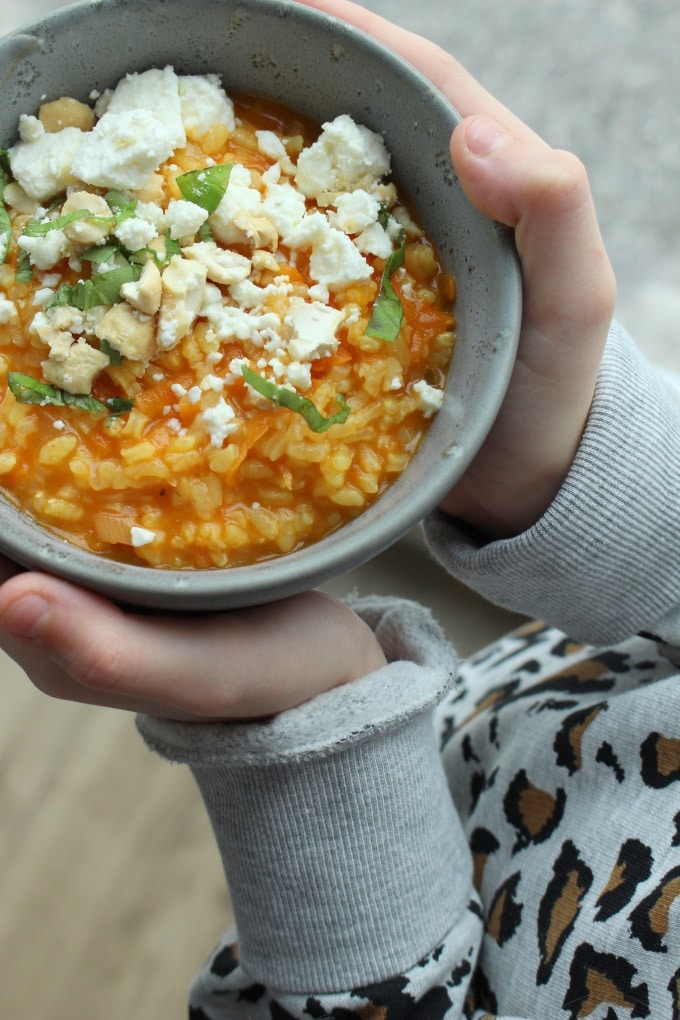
left=424, top=321, right=680, bottom=646
left=136, top=596, right=483, bottom=1007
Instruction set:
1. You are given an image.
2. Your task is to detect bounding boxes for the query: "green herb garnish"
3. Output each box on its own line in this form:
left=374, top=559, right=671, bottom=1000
left=21, top=208, right=117, bottom=237
left=104, top=189, right=137, bottom=224
left=49, top=263, right=142, bottom=310
left=0, top=164, right=11, bottom=267
left=177, top=164, right=233, bottom=213
left=15, top=249, right=32, bottom=284
left=242, top=366, right=350, bottom=433
left=8, top=371, right=133, bottom=422
left=98, top=338, right=123, bottom=366
left=364, top=229, right=406, bottom=343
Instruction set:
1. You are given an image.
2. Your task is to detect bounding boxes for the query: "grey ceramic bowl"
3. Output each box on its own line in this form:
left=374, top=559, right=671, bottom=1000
left=0, top=0, right=520, bottom=610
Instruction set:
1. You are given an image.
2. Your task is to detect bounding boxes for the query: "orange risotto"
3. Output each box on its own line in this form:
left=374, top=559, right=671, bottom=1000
left=0, top=68, right=455, bottom=569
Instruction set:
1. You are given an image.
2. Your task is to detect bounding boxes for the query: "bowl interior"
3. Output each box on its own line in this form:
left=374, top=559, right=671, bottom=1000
left=0, top=0, right=521, bottom=609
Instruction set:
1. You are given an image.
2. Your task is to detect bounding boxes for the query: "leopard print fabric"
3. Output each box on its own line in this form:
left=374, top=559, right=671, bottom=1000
left=441, top=621, right=680, bottom=1017
left=188, top=623, right=680, bottom=1019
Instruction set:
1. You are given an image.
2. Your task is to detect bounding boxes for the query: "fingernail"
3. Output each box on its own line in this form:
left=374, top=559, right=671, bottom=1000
left=0, top=594, right=50, bottom=641
left=465, top=117, right=513, bottom=157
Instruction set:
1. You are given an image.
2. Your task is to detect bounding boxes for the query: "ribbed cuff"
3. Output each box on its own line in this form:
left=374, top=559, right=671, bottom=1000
left=425, top=322, right=680, bottom=645
left=137, top=596, right=474, bottom=994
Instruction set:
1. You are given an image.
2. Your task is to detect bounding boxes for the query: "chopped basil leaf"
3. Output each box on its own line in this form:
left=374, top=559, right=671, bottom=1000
left=177, top=164, right=233, bottom=214
left=104, top=189, right=137, bottom=223
left=8, top=371, right=133, bottom=420
left=0, top=165, right=11, bottom=267
left=99, top=338, right=123, bottom=365
left=22, top=208, right=116, bottom=237
left=49, top=262, right=142, bottom=310
left=377, top=204, right=390, bottom=230
left=164, top=230, right=181, bottom=260
left=242, top=366, right=350, bottom=433
left=364, top=230, right=406, bottom=343
left=80, top=242, right=125, bottom=264
left=15, top=249, right=32, bottom=283
left=197, top=220, right=214, bottom=242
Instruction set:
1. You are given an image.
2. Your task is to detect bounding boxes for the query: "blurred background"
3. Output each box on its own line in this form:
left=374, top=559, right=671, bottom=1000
left=1, top=0, right=679, bottom=1017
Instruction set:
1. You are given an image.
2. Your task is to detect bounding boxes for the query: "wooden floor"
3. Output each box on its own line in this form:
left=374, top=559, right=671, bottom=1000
left=0, top=532, right=520, bottom=1019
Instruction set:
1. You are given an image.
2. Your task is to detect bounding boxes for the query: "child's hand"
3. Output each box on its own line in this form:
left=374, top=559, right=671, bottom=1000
left=300, top=0, right=617, bottom=537
left=0, top=560, right=385, bottom=719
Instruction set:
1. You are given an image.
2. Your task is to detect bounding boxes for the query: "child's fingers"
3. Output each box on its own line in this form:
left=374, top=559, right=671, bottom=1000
left=451, top=116, right=616, bottom=352
left=0, top=572, right=384, bottom=719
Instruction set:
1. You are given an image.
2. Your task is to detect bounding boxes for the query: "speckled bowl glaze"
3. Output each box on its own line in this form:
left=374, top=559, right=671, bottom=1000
left=0, top=0, right=521, bottom=610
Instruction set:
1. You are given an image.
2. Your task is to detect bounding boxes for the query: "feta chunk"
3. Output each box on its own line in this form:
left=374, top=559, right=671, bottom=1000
left=256, top=130, right=295, bottom=175
left=165, top=199, right=209, bottom=241
left=201, top=397, right=239, bottom=446
left=209, top=163, right=262, bottom=245
left=260, top=181, right=307, bottom=244
left=412, top=379, right=445, bottom=417
left=18, top=228, right=70, bottom=271
left=130, top=526, right=156, bottom=548
left=114, top=215, right=159, bottom=251
left=19, top=115, right=46, bottom=143
left=9, top=126, right=83, bottom=201
left=157, top=255, right=207, bottom=350
left=330, top=189, right=380, bottom=234
left=183, top=242, right=251, bottom=285
left=294, top=114, right=390, bottom=204
left=309, top=227, right=372, bottom=290
left=106, top=66, right=186, bottom=150
left=72, top=109, right=177, bottom=191
left=179, top=74, right=235, bottom=141
left=285, top=297, right=344, bottom=361
left=0, top=296, right=18, bottom=323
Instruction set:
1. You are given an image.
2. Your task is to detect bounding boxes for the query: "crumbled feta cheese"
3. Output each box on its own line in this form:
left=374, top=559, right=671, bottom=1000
left=9, top=126, right=83, bottom=201
left=157, top=255, right=207, bottom=350
left=183, top=241, right=251, bottom=285
left=114, top=215, right=158, bottom=251
left=165, top=199, right=209, bottom=241
left=294, top=114, right=390, bottom=204
left=354, top=221, right=394, bottom=259
left=106, top=66, right=186, bottom=150
left=284, top=361, right=312, bottom=391
left=260, top=181, right=307, bottom=244
left=130, top=526, right=156, bottom=548
left=18, top=229, right=70, bottom=271
left=412, top=379, right=445, bottom=417
left=179, top=74, right=235, bottom=140
left=256, top=130, right=295, bottom=175
left=72, top=109, right=177, bottom=191
left=329, top=189, right=380, bottom=234
left=200, top=373, right=225, bottom=392
left=209, top=163, right=262, bottom=246
left=285, top=297, right=344, bottom=362
left=0, top=296, right=18, bottom=323
left=201, top=397, right=239, bottom=446
left=33, top=287, right=55, bottom=307
left=19, top=115, right=46, bottom=143
left=309, top=227, right=372, bottom=290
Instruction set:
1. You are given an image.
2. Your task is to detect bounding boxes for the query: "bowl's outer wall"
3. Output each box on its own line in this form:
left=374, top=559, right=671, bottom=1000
left=0, top=0, right=521, bottom=609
